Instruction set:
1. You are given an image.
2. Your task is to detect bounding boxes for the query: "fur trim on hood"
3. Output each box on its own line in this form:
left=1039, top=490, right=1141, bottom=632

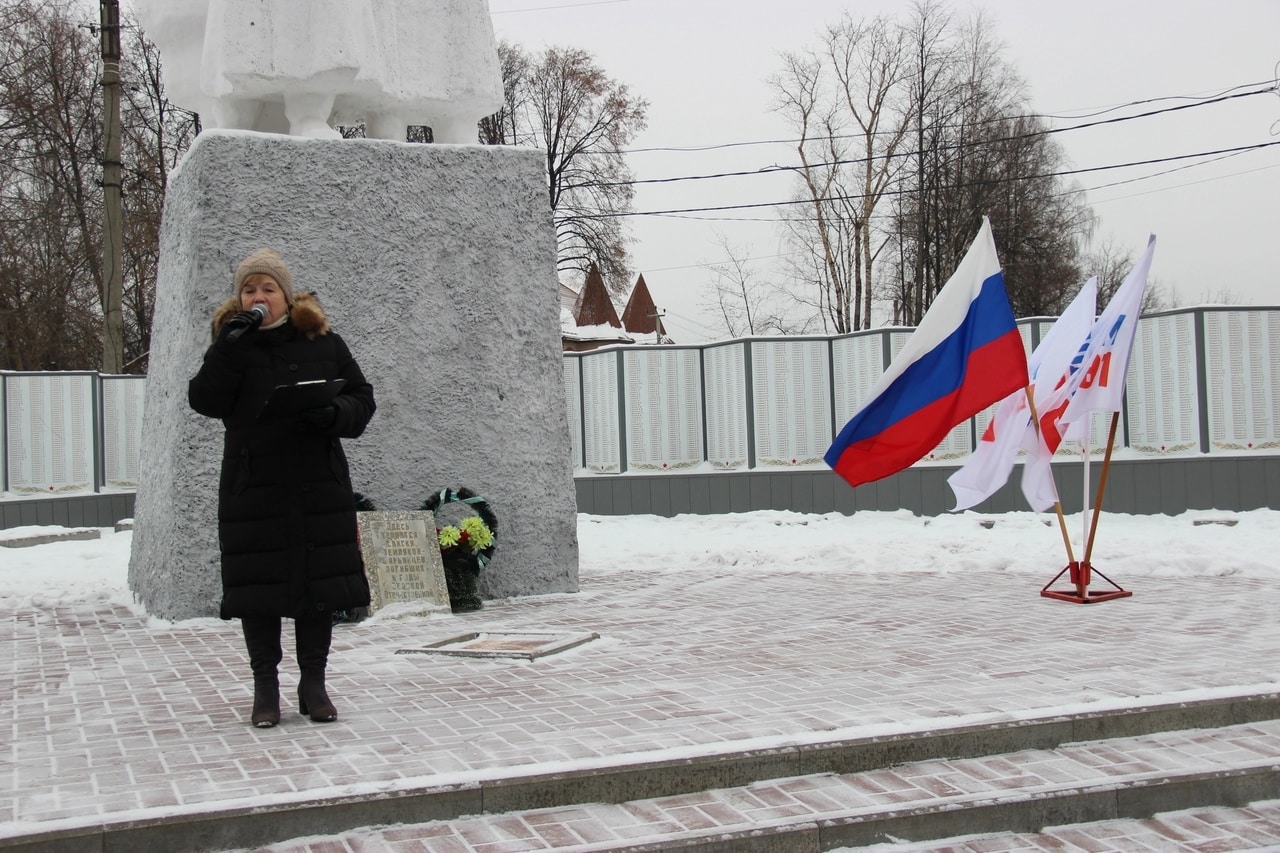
left=210, top=291, right=331, bottom=342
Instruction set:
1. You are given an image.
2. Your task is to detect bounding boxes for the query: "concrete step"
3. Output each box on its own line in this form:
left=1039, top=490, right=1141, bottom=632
left=6, top=693, right=1279, bottom=852
left=236, top=719, right=1280, bottom=852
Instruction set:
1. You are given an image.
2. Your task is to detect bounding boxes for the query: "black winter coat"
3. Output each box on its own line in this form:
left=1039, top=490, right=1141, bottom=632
left=188, top=293, right=375, bottom=619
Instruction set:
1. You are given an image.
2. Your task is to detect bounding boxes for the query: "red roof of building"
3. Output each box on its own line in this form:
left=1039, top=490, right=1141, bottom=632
left=621, top=273, right=659, bottom=334
left=573, top=264, right=622, bottom=328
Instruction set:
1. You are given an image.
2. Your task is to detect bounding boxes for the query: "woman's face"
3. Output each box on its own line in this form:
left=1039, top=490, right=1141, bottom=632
left=239, top=274, right=288, bottom=326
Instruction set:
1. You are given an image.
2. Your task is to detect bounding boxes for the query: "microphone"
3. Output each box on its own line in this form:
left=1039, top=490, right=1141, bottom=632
left=225, top=303, right=268, bottom=343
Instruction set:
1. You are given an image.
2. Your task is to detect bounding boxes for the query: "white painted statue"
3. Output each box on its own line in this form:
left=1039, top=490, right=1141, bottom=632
left=135, top=0, right=504, bottom=143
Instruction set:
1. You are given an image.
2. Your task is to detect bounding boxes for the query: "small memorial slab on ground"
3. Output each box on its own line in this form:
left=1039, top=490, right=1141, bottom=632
left=357, top=510, right=450, bottom=614
left=395, top=631, right=600, bottom=660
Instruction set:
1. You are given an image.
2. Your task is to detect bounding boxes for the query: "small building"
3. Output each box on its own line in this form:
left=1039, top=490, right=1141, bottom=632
left=620, top=273, right=673, bottom=345
left=561, top=266, right=672, bottom=352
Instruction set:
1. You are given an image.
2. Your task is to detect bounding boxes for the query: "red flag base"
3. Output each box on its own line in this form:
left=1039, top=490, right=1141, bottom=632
left=1040, top=561, right=1132, bottom=604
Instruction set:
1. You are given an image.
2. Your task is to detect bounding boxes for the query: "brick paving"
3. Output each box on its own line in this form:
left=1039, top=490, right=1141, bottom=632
left=3, top=565, right=1280, bottom=849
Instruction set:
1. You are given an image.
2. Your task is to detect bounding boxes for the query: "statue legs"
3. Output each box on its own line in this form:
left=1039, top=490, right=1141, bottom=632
left=212, top=97, right=261, bottom=132
left=428, top=112, right=479, bottom=145
left=285, top=92, right=341, bottom=139
left=365, top=112, right=408, bottom=142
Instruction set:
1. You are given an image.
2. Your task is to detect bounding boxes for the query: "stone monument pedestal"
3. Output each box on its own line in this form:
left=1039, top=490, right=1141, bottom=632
left=128, top=132, right=578, bottom=620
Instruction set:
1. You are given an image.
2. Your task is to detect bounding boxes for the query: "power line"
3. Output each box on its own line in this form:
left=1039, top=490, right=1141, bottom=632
left=622, top=81, right=1274, bottom=157
left=1032, top=79, right=1273, bottom=120
left=622, top=155, right=1280, bottom=283
left=625, top=149, right=1278, bottom=224
left=1052, top=149, right=1252, bottom=199
left=1087, top=160, right=1280, bottom=206
left=590, top=140, right=1280, bottom=219
left=608, top=85, right=1274, bottom=189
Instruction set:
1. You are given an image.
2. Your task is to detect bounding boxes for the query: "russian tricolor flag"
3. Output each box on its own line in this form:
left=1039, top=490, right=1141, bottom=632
left=825, top=217, right=1029, bottom=489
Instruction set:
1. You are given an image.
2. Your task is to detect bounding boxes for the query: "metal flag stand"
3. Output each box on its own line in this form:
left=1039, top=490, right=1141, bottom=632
left=1040, top=412, right=1132, bottom=604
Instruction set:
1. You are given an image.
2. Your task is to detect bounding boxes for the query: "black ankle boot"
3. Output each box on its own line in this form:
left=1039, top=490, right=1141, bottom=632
left=252, top=679, right=281, bottom=728
left=242, top=616, right=283, bottom=728
left=295, top=614, right=337, bottom=722
left=297, top=676, right=337, bottom=722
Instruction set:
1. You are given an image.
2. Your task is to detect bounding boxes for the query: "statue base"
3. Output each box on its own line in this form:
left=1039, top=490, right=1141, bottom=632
left=128, top=132, right=579, bottom=620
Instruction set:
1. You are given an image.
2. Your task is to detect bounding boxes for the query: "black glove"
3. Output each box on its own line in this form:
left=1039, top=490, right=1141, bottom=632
left=301, top=405, right=337, bottom=430
left=218, top=309, right=265, bottom=347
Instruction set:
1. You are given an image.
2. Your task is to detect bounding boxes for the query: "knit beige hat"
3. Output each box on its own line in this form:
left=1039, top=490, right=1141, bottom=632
left=234, top=248, right=294, bottom=305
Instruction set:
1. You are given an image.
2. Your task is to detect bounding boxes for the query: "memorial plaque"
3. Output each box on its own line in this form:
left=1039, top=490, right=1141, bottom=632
left=357, top=511, right=450, bottom=614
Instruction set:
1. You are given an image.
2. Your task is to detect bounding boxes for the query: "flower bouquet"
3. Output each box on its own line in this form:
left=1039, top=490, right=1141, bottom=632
left=422, top=487, right=498, bottom=612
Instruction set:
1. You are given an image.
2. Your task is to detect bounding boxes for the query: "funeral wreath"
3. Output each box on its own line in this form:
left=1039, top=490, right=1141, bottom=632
left=421, top=487, right=498, bottom=612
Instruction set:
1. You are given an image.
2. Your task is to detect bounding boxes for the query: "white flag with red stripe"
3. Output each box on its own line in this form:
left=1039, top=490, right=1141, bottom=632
left=1021, top=236, right=1155, bottom=511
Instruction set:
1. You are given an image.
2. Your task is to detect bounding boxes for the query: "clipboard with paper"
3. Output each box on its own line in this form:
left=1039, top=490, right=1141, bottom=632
left=257, top=379, right=345, bottom=421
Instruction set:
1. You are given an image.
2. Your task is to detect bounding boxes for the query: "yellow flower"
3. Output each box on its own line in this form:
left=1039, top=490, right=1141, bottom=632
left=437, top=525, right=461, bottom=549
left=459, top=516, right=494, bottom=552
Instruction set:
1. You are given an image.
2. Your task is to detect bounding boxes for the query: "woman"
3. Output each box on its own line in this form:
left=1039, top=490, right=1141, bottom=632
left=189, top=248, right=375, bottom=727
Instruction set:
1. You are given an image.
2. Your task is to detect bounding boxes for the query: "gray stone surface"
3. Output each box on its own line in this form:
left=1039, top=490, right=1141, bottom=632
left=128, top=132, right=578, bottom=620
left=357, top=510, right=449, bottom=614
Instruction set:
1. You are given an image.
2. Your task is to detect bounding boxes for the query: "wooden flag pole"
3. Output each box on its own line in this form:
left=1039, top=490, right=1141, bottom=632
left=1021, top=384, right=1075, bottom=564
left=1042, top=411, right=1132, bottom=604
left=1054, top=505, right=1075, bottom=563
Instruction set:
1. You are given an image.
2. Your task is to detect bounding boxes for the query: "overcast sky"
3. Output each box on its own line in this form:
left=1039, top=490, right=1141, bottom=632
left=491, top=0, right=1280, bottom=342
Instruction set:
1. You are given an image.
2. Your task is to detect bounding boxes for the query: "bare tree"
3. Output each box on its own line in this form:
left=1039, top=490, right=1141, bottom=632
left=116, top=13, right=198, bottom=372
left=484, top=43, right=648, bottom=295
left=770, top=11, right=911, bottom=333
left=889, top=2, right=1093, bottom=322
left=0, top=0, right=197, bottom=372
left=1188, top=286, right=1239, bottom=306
left=0, top=0, right=105, bottom=370
left=699, top=233, right=793, bottom=337
left=478, top=40, right=527, bottom=147
left=1085, top=235, right=1169, bottom=313
left=893, top=0, right=956, bottom=325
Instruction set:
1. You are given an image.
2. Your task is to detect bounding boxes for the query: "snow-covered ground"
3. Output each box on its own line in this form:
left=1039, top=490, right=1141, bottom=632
left=3, top=507, right=1275, bottom=613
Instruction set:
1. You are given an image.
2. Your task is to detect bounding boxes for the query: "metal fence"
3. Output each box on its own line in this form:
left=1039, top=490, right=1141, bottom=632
left=3, top=305, right=1278, bottom=504
left=1, top=370, right=144, bottom=498
left=563, top=305, right=1280, bottom=474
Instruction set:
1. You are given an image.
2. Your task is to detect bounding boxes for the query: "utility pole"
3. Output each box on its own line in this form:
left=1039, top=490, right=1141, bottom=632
left=99, top=0, right=124, bottom=374
left=646, top=308, right=666, bottom=345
